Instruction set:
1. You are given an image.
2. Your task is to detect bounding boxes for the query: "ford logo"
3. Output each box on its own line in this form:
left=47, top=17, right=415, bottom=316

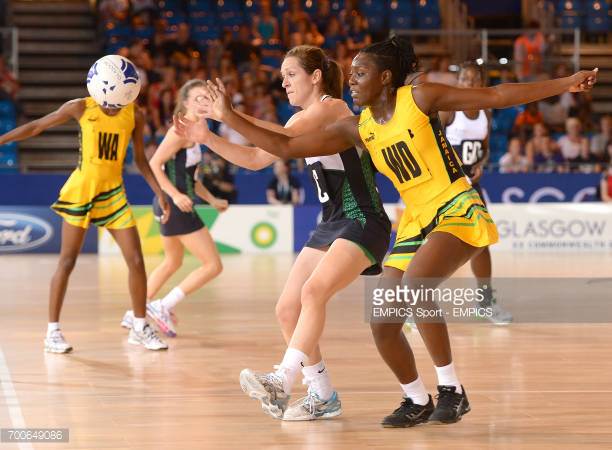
left=0, top=213, right=54, bottom=252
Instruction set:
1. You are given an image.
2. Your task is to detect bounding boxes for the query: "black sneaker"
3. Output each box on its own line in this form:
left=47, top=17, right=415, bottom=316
left=428, top=385, right=470, bottom=424
left=381, top=395, right=434, bottom=428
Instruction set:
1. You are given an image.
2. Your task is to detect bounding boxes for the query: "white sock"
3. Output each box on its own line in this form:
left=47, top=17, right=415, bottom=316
left=435, top=362, right=462, bottom=393
left=133, top=317, right=146, bottom=333
left=161, top=287, right=185, bottom=311
left=276, top=347, right=307, bottom=394
left=47, top=322, right=60, bottom=335
left=302, top=360, right=334, bottom=401
left=400, top=376, right=430, bottom=406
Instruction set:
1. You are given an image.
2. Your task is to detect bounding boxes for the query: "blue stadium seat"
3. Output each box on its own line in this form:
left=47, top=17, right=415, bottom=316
left=303, top=0, right=318, bottom=15
left=560, top=12, right=582, bottom=29
left=585, top=0, right=610, bottom=32
left=0, top=101, right=15, bottom=118
left=104, top=21, right=131, bottom=39
left=330, top=0, right=345, bottom=13
left=276, top=100, right=295, bottom=126
left=261, top=41, right=284, bottom=68
left=187, top=0, right=215, bottom=13
left=492, top=107, right=519, bottom=135
left=215, top=0, right=243, bottom=14
left=488, top=134, right=508, bottom=164
left=359, top=0, right=387, bottom=16
left=158, top=0, right=184, bottom=11
left=133, top=26, right=155, bottom=40
left=365, top=15, right=386, bottom=33
left=193, top=24, right=221, bottom=47
left=0, top=142, right=18, bottom=171
left=243, top=0, right=261, bottom=16
left=189, top=13, right=217, bottom=27
left=556, top=0, right=583, bottom=13
left=272, top=0, right=289, bottom=15
left=388, top=14, right=414, bottom=31
left=415, top=0, right=441, bottom=29
left=0, top=119, right=16, bottom=134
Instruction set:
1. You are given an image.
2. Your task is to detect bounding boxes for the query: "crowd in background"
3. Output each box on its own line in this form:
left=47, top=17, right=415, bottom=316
left=1, top=0, right=611, bottom=201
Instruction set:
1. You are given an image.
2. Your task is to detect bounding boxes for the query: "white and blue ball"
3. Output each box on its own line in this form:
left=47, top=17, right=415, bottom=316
left=86, top=55, right=141, bottom=108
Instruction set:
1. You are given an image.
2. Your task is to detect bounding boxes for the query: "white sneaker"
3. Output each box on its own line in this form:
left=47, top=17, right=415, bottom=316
left=283, top=389, right=342, bottom=421
left=128, top=323, right=168, bottom=350
left=487, top=303, right=513, bottom=326
left=44, top=330, right=73, bottom=354
left=240, top=368, right=290, bottom=419
left=120, top=310, right=133, bottom=329
left=146, top=300, right=177, bottom=337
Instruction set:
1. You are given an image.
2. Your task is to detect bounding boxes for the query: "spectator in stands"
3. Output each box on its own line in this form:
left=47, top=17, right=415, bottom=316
left=513, top=21, right=546, bottom=82
left=0, top=56, right=19, bottom=102
left=313, top=0, right=332, bottom=33
left=538, top=63, right=576, bottom=132
left=591, top=114, right=611, bottom=161
left=575, top=147, right=599, bottom=173
left=282, top=0, right=311, bottom=46
left=227, top=25, right=258, bottom=73
left=600, top=164, right=612, bottom=202
left=0, top=56, right=21, bottom=121
left=252, top=0, right=280, bottom=46
left=148, top=66, right=177, bottom=133
left=513, top=102, right=544, bottom=143
left=322, top=16, right=346, bottom=53
left=426, top=55, right=456, bottom=86
left=99, top=0, right=129, bottom=21
left=558, top=117, right=589, bottom=168
left=307, top=21, right=326, bottom=47
left=499, top=138, right=529, bottom=173
left=160, top=23, right=199, bottom=63
left=346, top=12, right=372, bottom=52
left=201, top=154, right=238, bottom=204
left=266, top=160, right=302, bottom=205
left=526, top=123, right=563, bottom=172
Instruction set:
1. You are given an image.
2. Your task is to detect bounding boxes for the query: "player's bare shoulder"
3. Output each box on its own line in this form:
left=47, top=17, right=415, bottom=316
left=315, top=97, right=354, bottom=121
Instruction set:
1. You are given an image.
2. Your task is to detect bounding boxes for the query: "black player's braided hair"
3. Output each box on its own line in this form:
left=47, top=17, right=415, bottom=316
left=360, top=35, right=419, bottom=90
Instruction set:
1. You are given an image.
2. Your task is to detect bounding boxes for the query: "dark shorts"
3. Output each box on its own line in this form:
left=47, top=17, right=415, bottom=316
left=305, top=216, right=391, bottom=276
left=153, top=195, right=205, bottom=237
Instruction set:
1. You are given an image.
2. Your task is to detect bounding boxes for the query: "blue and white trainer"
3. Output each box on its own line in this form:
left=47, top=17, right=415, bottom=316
left=283, top=388, right=342, bottom=421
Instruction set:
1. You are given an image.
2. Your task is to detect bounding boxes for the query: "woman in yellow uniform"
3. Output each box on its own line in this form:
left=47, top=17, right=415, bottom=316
left=176, top=37, right=597, bottom=425
left=0, top=96, right=170, bottom=352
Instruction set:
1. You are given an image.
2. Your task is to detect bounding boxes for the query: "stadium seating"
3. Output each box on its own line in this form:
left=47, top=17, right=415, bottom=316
left=0, top=101, right=17, bottom=171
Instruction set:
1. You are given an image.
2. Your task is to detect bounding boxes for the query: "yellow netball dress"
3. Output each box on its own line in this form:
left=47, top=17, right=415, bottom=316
left=51, top=97, right=136, bottom=229
left=358, top=85, right=498, bottom=272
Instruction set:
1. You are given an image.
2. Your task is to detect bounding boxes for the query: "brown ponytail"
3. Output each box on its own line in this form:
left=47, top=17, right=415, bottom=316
left=284, top=45, right=343, bottom=99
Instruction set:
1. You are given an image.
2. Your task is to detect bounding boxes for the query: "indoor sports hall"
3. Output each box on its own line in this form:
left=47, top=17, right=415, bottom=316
left=0, top=1, right=611, bottom=449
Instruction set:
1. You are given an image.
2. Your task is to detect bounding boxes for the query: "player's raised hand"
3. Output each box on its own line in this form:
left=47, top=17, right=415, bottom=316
left=173, top=113, right=211, bottom=144
left=204, top=78, right=233, bottom=121
left=194, top=91, right=220, bottom=121
left=569, top=68, right=598, bottom=93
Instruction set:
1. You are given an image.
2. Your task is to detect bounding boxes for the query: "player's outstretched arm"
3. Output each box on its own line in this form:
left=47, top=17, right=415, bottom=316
left=176, top=79, right=359, bottom=159
left=415, top=68, right=598, bottom=115
left=0, top=99, right=84, bottom=146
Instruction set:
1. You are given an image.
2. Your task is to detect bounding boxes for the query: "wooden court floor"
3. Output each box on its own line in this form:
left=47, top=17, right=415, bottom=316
left=0, top=252, right=611, bottom=449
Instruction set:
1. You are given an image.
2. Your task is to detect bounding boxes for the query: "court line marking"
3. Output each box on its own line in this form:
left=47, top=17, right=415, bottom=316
left=0, top=345, right=33, bottom=450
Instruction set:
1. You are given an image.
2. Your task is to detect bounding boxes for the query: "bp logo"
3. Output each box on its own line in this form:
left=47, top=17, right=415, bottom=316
left=251, top=222, right=277, bottom=249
